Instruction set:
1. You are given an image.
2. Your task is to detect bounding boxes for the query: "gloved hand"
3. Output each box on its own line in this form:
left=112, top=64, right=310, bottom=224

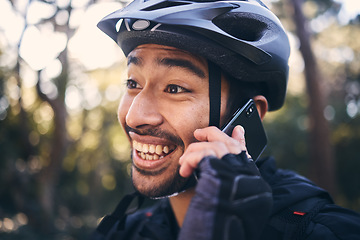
left=178, top=152, right=272, bottom=240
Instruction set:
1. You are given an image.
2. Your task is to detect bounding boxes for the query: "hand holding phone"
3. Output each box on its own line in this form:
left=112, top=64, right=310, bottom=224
left=173, top=99, right=267, bottom=196
left=221, top=99, right=267, bottom=161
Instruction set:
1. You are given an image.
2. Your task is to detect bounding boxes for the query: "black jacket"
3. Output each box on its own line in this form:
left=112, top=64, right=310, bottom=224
left=91, top=156, right=360, bottom=240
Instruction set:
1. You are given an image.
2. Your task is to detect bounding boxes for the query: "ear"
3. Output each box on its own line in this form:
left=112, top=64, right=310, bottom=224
left=253, top=95, right=268, bottom=120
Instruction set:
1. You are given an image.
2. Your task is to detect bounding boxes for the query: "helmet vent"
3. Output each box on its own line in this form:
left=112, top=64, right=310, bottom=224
left=142, top=1, right=190, bottom=11
left=213, top=13, right=267, bottom=42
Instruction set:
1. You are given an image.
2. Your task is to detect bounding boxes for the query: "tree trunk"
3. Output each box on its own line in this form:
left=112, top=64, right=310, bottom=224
left=289, top=0, right=337, bottom=195
left=35, top=9, right=72, bottom=230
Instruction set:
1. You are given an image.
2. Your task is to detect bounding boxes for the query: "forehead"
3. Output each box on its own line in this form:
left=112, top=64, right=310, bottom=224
left=128, top=44, right=208, bottom=70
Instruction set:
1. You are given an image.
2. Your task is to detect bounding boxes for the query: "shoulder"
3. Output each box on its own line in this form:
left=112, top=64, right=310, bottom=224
left=257, top=157, right=360, bottom=239
left=262, top=196, right=360, bottom=240
left=306, top=203, right=360, bottom=239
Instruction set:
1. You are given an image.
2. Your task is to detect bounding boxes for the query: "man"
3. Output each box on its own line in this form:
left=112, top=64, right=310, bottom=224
left=91, top=0, right=360, bottom=239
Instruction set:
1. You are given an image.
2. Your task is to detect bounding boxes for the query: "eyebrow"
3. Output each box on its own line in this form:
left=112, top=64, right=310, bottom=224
left=127, top=56, right=142, bottom=66
left=127, top=55, right=206, bottom=79
left=157, top=57, right=206, bottom=79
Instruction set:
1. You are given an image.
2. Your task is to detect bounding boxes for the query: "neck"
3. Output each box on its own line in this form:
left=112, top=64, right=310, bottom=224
left=169, top=187, right=196, bottom=227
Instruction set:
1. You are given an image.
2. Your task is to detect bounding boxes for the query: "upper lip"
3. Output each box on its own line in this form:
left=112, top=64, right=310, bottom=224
left=129, top=132, right=175, bottom=146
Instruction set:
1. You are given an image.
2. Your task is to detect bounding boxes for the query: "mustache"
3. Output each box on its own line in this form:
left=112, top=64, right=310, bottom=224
left=125, top=125, right=184, bottom=147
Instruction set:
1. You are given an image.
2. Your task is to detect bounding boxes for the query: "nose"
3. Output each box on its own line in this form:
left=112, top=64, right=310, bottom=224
left=125, top=89, right=163, bottom=129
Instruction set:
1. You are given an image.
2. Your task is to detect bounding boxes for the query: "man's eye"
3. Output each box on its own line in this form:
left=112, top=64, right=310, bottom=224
left=166, top=84, right=188, bottom=94
left=126, top=79, right=140, bottom=89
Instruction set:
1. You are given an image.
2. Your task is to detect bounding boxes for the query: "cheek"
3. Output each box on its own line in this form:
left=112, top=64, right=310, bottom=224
left=118, top=95, right=131, bottom=129
left=161, top=101, right=209, bottom=147
left=219, top=78, right=231, bottom=127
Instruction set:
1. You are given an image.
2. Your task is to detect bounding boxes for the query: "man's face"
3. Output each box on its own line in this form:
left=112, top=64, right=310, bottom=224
left=118, top=44, right=229, bottom=198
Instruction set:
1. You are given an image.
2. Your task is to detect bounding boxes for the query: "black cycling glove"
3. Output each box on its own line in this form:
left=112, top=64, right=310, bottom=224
left=178, top=152, right=272, bottom=240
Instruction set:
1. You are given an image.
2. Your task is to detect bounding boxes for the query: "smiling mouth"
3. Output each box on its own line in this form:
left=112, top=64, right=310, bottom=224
left=133, top=140, right=176, bottom=160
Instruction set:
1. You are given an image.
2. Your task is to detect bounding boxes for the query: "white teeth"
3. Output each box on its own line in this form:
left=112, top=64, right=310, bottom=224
left=155, top=145, right=163, bottom=155
left=134, top=141, right=142, bottom=152
left=133, top=140, right=174, bottom=160
left=133, top=141, right=138, bottom=150
left=143, top=144, right=149, bottom=153
left=163, top=146, right=169, bottom=154
left=149, top=145, right=155, bottom=154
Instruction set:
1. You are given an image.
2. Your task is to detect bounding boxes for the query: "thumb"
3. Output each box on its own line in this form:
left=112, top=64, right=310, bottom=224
left=232, top=125, right=246, bottom=142
left=232, top=125, right=251, bottom=159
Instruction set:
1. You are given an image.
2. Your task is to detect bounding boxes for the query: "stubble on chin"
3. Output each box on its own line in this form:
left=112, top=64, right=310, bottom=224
left=131, top=164, right=189, bottom=199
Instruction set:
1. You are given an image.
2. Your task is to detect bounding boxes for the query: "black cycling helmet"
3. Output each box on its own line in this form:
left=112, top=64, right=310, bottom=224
left=98, top=0, right=290, bottom=115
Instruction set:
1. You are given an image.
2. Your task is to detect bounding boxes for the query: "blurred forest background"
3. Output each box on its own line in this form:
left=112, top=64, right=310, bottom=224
left=0, top=0, right=359, bottom=239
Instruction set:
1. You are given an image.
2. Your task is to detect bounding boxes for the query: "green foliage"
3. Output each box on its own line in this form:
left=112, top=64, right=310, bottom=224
left=263, top=94, right=310, bottom=175
left=0, top=87, right=133, bottom=238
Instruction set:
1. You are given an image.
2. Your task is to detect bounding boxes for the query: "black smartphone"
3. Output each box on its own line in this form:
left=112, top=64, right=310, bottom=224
left=221, top=99, right=267, bottom=161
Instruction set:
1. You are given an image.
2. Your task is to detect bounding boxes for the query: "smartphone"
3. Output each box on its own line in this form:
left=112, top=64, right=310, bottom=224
left=221, top=99, right=267, bottom=161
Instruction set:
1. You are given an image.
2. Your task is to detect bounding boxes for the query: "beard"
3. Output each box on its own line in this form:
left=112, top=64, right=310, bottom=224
left=131, top=164, right=193, bottom=199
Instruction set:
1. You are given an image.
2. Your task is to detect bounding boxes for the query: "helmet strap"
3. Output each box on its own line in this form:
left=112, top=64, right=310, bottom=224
left=208, top=61, right=221, bottom=128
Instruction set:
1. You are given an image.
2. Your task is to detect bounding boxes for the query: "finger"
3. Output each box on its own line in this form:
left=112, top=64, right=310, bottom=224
left=232, top=125, right=246, bottom=145
left=194, top=126, right=236, bottom=146
left=179, top=141, right=230, bottom=177
left=232, top=125, right=252, bottom=158
left=179, top=148, right=217, bottom=177
left=193, top=126, right=222, bottom=142
left=195, top=127, right=246, bottom=156
left=182, top=141, right=229, bottom=158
